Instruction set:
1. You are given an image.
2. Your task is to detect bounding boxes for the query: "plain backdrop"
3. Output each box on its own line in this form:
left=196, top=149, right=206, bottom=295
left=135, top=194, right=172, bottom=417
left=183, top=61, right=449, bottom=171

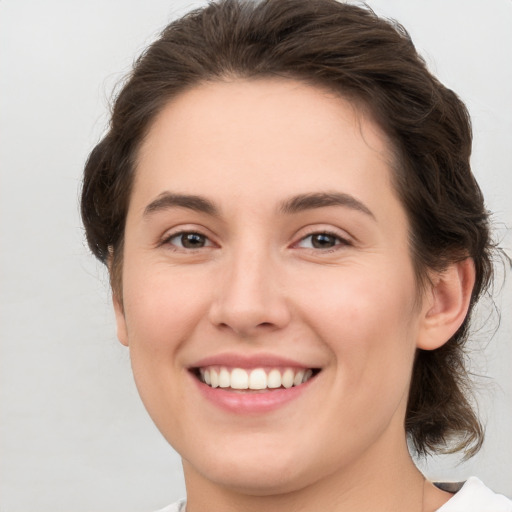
left=1, top=1, right=511, bottom=511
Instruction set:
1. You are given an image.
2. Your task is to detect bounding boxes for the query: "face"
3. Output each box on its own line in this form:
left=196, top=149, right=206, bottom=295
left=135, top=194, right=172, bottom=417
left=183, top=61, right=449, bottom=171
left=115, top=79, right=430, bottom=495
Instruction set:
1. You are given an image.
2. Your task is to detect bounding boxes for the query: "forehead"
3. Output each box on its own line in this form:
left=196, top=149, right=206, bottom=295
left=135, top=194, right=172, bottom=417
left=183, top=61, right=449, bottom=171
left=133, top=78, right=399, bottom=216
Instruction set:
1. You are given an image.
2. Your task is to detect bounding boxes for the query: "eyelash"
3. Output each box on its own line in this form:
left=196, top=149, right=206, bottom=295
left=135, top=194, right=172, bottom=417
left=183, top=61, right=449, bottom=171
left=163, top=231, right=214, bottom=250
left=295, top=230, right=351, bottom=251
left=161, top=229, right=351, bottom=252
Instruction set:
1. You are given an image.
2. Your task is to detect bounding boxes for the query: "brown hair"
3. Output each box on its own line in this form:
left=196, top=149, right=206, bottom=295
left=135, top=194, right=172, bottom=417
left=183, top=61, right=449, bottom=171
left=81, top=0, right=493, bottom=458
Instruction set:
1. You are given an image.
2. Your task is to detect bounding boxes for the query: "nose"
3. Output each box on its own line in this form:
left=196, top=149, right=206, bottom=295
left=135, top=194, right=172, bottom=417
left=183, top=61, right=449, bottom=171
left=208, top=247, right=291, bottom=338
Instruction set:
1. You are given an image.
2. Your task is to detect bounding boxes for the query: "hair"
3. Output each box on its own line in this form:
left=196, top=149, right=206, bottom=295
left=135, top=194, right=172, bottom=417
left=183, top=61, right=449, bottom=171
left=81, top=0, right=493, bottom=458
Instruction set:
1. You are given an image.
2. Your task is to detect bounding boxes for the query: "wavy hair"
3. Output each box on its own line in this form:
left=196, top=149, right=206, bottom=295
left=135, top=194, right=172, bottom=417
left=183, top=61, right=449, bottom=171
left=81, top=0, right=494, bottom=457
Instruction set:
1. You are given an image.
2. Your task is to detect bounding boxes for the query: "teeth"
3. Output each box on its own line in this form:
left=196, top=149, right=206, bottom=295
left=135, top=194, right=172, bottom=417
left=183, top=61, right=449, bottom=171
left=210, top=369, right=219, bottom=388
left=199, top=366, right=316, bottom=390
left=231, top=368, right=249, bottom=389
left=293, top=370, right=305, bottom=386
left=219, top=367, right=230, bottom=388
left=281, top=368, right=294, bottom=389
left=267, top=369, right=282, bottom=389
left=249, top=368, right=267, bottom=389
left=303, top=369, right=313, bottom=383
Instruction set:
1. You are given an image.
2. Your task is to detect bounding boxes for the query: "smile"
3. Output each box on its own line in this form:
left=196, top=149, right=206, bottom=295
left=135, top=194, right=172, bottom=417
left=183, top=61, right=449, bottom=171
left=196, top=366, right=317, bottom=391
left=189, top=358, right=322, bottom=413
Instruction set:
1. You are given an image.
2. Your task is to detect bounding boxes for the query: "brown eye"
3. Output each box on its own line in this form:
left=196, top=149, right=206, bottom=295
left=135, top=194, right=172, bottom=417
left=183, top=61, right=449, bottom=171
left=167, top=232, right=212, bottom=249
left=296, top=232, right=349, bottom=250
left=310, top=233, right=337, bottom=248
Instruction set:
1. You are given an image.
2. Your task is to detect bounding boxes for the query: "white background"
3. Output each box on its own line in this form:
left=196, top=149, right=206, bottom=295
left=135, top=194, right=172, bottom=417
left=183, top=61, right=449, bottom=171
left=1, top=1, right=511, bottom=510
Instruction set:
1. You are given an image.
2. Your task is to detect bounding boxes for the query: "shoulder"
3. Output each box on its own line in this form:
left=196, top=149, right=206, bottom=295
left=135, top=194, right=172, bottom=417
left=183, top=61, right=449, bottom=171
left=152, top=499, right=186, bottom=512
left=436, top=477, right=512, bottom=512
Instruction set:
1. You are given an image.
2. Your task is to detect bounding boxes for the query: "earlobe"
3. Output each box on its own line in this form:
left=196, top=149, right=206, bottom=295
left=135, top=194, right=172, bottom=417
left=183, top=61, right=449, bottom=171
left=113, top=292, right=129, bottom=347
left=417, top=258, right=476, bottom=351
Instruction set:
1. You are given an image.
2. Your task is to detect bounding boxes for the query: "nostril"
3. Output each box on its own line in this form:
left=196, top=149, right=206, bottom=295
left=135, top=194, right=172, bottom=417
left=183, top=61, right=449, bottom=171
left=214, top=319, right=283, bottom=337
left=208, top=277, right=292, bottom=335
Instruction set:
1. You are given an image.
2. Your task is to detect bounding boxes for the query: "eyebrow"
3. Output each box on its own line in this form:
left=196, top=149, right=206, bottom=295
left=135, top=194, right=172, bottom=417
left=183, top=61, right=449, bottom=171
left=143, top=191, right=375, bottom=220
left=278, top=192, right=375, bottom=219
left=144, top=192, right=219, bottom=217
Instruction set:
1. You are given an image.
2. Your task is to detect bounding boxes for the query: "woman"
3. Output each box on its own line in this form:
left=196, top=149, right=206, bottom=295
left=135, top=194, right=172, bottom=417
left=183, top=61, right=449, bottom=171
left=81, top=0, right=511, bottom=510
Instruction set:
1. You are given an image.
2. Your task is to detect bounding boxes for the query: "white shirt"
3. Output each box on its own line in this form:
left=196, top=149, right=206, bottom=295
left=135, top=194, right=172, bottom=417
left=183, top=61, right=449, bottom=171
left=436, top=477, right=512, bottom=511
left=154, top=477, right=512, bottom=512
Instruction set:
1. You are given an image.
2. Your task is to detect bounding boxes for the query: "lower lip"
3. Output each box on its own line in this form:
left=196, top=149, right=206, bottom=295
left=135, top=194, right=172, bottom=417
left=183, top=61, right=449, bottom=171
left=191, top=373, right=315, bottom=414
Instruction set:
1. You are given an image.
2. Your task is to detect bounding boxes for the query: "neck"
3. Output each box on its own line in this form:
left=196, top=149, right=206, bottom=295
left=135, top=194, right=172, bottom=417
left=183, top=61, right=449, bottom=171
left=183, top=430, right=427, bottom=512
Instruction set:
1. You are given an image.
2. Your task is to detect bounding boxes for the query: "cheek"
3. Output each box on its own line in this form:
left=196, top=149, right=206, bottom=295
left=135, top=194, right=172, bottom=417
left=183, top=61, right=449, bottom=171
left=301, top=262, right=416, bottom=333
left=122, top=267, right=209, bottom=351
left=308, top=271, right=418, bottom=430
left=296, top=261, right=419, bottom=383
left=120, top=269, right=210, bottom=434
left=119, top=266, right=211, bottom=422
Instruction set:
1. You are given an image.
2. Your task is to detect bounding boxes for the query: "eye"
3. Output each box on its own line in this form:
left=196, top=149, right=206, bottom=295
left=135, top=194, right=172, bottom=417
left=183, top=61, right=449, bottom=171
left=165, top=231, right=213, bottom=249
left=296, top=232, right=349, bottom=250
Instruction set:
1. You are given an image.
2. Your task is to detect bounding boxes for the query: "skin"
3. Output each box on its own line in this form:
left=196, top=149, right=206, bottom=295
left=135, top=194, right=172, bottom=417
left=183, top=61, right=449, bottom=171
left=113, top=79, right=474, bottom=512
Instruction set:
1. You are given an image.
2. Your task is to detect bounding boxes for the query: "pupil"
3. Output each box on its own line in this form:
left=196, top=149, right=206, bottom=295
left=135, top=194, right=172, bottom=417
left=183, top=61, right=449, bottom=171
left=312, top=234, right=335, bottom=248
left=182, top=233, right=205, bottom=248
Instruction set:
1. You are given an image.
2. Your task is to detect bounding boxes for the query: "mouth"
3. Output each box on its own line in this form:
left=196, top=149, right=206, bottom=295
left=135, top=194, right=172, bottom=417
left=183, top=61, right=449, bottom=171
left=191, top=366, right=321, bottom=392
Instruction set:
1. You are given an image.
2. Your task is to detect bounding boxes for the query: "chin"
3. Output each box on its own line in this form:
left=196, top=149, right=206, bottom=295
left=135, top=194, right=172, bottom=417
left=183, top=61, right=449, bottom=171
left=182, top=440, right=328, bottom=497
left=205, top=464, right=311, bottom=496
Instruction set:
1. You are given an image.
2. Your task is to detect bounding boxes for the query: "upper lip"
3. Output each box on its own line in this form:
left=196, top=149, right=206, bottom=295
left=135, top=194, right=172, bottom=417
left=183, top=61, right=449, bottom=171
left=189, top=353, right=319, bottom=370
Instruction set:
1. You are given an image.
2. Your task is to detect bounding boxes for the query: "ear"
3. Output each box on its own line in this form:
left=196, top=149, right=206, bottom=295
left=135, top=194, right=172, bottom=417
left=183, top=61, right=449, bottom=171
left=416, top=258, right=476, bottom=350
left=113, top=292, right=129, bottom=347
